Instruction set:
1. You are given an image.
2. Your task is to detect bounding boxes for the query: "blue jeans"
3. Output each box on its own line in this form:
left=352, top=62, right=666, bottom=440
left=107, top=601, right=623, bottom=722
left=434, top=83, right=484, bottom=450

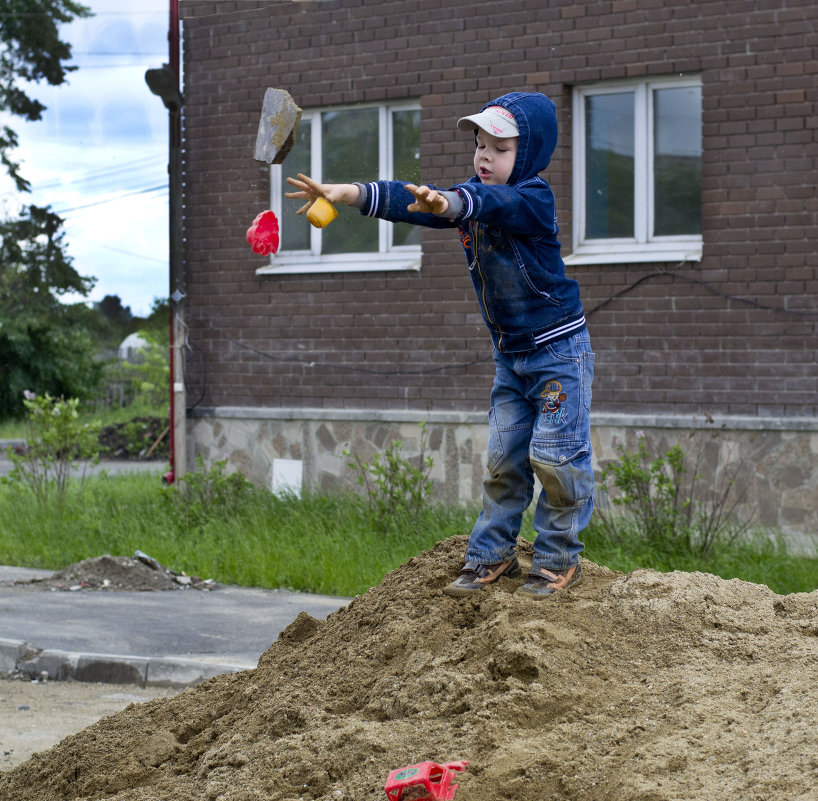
left=466, top=331, right=595, bottom=571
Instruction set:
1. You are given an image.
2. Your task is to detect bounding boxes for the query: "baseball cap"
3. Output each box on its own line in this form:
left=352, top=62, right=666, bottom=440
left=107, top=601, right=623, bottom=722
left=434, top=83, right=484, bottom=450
left=457, top=105, right=519, bottom=138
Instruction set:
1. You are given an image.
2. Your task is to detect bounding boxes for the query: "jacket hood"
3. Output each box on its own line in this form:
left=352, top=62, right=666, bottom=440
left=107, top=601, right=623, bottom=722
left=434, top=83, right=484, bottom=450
left=476, top=92, right=558, bottom=184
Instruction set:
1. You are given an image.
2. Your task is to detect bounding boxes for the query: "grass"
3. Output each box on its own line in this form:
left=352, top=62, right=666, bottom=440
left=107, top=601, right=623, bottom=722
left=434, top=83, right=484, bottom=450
left=0, top=472, right=474, bottom=597
left=0, top=418, right=28, bottom=439
left=1, top=471, right=815, bottom=597
left=576, top=518, right=818, bottom=596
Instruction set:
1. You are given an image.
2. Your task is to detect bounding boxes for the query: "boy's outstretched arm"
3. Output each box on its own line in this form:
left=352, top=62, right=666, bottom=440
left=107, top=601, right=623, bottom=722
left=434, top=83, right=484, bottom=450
left=285, top=173, right=361, bottom=215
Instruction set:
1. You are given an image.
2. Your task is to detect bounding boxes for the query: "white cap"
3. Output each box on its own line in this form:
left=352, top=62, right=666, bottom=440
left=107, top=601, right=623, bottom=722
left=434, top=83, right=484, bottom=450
left=457, top=105, right=518, bottom=138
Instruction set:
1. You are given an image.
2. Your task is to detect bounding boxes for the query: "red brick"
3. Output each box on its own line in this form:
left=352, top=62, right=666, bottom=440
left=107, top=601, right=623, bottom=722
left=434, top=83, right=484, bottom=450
left=181, top=0, right=818, bottom=418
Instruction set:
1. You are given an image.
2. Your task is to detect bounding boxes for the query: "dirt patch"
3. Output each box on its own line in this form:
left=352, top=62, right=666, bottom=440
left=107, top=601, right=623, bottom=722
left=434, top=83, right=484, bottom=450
left=98, top=417, right=169, bottom=460
left=0, top=679, right=180, bottom=771
left=12, top=555, right=215, bottom=592
left=1, top=535, right=817, bottom=800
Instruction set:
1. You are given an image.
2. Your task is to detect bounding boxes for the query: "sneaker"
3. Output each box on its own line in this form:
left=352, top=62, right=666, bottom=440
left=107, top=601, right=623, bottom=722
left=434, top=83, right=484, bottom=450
left=443, top=557, right=522, bottom=597
left=515, top=563, right=583, bottom=599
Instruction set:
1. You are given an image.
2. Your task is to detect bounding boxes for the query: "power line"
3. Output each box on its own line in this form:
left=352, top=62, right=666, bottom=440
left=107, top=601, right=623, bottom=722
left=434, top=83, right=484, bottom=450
left=66, top=62, right=166, bottom=69
left=68, top=235, right=168, bottom=264
left=72, top=51, right=168, bottom=56
left=35, top=155, right=165, bottom=191
left=0, top=10, right=167, bottom=17
left=188, top=268, right=817, bottom=379
left=56, top=184, right=167, bottom=214
left=586, top=269, right=818, bottom=319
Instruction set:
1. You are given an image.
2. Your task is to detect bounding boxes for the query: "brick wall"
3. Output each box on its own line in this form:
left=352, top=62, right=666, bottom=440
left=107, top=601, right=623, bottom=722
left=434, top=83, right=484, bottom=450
left=180, top=0, right=818, bottom=419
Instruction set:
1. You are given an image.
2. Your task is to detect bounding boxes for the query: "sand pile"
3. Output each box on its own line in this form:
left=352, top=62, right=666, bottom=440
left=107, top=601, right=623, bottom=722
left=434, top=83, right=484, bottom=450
left=1, top=535, right=817, bottom=801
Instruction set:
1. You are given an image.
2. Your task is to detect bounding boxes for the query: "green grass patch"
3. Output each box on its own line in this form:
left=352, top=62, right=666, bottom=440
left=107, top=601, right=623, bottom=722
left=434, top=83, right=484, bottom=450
left=0, top=418, right=27, bottom=439
left=577, top=517, right=818, bottom=596
left=84, top=399, right=168, bottom=428
left=2, top=473, right=815, bottom=597
left=0, top=472, right=474, bottom=597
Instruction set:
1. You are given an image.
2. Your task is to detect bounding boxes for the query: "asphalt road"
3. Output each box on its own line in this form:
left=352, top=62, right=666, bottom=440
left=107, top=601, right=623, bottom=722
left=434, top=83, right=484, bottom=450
left=0, top=565, right=351, bottom=687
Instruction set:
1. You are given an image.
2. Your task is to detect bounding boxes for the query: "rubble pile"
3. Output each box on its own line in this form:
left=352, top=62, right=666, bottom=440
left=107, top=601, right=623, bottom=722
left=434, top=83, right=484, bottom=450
left=14, top=553, right=214, bottom=592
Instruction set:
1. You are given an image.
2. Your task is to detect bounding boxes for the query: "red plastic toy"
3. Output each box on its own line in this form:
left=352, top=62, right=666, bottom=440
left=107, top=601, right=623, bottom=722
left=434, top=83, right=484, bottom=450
left=246, top=210, right=280, bottom=255
left=384, top=761, right=468, bottom=801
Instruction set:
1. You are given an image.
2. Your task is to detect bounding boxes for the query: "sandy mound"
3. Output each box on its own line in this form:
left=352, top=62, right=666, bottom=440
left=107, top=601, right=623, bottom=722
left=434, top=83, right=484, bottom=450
left=1, top=536, right=817, bottom=801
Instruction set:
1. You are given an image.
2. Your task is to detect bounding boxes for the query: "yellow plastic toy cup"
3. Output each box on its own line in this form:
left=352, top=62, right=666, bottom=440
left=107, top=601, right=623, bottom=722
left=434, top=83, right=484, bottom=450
left=306, top=197, right=338, bottom=228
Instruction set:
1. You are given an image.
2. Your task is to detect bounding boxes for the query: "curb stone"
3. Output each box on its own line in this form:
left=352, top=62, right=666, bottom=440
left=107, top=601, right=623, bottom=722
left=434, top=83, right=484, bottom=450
left=0, top=637, right=250, bottom=688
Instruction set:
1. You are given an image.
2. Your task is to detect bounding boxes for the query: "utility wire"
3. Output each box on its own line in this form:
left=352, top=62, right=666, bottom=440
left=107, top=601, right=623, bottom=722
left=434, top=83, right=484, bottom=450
left=35, top=157, right=166, bottom=193
left=586, top=269, right=818, bottom=319
left=68, top=235, right=168, bottom=264
left=62, top=62, right=167, bottom=69
left=72, top=51, right=168, bottom=56
left=55, top=184, right=167, bottom=214
left=0, top=10, right=167, bottom=17
left=188, top=312, right=490, bottom=376
left=187, top=268, right=818, bottom=378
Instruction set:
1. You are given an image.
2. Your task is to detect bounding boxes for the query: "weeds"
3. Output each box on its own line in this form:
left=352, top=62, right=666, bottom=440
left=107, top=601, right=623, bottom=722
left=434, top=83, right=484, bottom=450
left=345, top=422, right=434, bottom=531
left=162, top=456, right=256, bottom=536
left=595, top=430, right=756, bottom=558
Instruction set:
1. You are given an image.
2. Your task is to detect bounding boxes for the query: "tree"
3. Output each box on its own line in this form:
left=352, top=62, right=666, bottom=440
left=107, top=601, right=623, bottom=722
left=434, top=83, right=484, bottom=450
left=97, top=295, right=134, bottom=329
left=0, top=204, right=102, bottom=419
left=90, top=294, right=136, bottom=354
left=0, top=0, right=92, bottom=191
left=141, top=296, right=170, bottom=338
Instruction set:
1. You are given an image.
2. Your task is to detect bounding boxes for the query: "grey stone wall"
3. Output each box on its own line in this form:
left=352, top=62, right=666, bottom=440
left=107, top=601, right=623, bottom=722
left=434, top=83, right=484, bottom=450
left=189, top=408, right=818, bottom=555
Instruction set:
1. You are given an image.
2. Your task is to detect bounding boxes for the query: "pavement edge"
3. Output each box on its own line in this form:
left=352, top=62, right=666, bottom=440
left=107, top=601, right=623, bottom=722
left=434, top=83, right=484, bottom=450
left=0, top=637, right=251, bottom=688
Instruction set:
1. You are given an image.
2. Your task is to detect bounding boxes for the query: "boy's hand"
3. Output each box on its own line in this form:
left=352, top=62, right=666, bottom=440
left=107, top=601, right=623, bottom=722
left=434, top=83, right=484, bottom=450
left=406, top=184, right=449, bottom=215
left=285, top=173, right=360, bottom=214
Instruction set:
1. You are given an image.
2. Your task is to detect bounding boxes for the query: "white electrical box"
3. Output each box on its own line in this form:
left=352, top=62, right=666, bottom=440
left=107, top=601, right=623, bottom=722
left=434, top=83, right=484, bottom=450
left=271, top=458, right=303, bottom=497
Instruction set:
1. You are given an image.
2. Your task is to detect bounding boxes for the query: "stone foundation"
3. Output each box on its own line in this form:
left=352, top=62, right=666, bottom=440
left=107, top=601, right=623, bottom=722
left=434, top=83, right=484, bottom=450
left=189, top=408, right=818, bottom=554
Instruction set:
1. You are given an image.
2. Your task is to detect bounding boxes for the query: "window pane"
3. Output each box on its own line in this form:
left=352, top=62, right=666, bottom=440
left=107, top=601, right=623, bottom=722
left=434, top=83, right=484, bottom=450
left=392, top=109, right=421, bottom=247
left=322, top=108, right=379, bottom=255
left=280, top=120, right=312, bottom=251
left=653, top=86, right=702, bottom=236
left=585, top=92, right=634, bottom=239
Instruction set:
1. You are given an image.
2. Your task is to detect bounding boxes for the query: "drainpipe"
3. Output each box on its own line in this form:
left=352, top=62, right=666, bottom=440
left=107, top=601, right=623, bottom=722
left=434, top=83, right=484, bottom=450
left=146, top=0, right=184, bottom=484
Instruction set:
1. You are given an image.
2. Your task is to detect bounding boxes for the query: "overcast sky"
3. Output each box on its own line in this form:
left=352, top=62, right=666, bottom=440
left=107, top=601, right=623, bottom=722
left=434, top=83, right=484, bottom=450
left=0, top=0, right=170, bottom=317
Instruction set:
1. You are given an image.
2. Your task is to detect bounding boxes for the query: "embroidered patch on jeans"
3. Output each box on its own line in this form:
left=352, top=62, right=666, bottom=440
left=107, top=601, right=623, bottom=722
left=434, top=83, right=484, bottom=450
left=540, top=380, right=568, bottom=425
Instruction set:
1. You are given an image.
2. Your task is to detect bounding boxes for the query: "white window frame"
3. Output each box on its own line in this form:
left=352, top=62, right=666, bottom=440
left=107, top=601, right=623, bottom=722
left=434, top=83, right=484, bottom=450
left=566, top=76, right=703, bottom=266
left=256, top=101, right=422, bottom=276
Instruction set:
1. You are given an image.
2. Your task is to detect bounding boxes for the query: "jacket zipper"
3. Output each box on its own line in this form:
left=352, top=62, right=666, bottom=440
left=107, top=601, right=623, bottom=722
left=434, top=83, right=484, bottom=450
left=472, top=221, right=503, bottom=350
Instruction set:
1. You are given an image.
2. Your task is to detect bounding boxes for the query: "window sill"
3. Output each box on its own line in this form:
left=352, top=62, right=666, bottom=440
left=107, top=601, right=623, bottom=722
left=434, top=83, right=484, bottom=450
left=564, top=241, right=702, bottom=266
left=256, top=250, right=422, bottom=276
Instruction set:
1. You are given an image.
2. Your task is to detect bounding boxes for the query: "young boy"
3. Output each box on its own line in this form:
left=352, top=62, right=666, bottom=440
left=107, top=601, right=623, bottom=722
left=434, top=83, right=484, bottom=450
left=286, top=92, right=595, bottom=599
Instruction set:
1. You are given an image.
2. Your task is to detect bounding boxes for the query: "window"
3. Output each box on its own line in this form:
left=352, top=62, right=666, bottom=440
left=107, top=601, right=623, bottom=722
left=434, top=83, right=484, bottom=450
left=567, top=78, right=702, bottom=265
left=257, top=102, right=422, bottom=275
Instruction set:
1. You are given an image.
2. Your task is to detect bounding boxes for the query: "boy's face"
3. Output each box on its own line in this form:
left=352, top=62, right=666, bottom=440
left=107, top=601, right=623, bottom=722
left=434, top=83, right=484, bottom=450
left=473, top=130, right=518, bottom=185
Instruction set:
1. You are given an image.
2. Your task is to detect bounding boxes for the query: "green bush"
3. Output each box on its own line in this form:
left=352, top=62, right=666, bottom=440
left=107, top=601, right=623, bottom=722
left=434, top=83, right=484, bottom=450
left=3, top=391, right=101, bottom=504
left=345, top=422, right=434, bottom=531
left=595, top=430, right=755, bottom=558
left=99, top=327, right=169, bottom=411
left=161, top=456, right=257, bottom=536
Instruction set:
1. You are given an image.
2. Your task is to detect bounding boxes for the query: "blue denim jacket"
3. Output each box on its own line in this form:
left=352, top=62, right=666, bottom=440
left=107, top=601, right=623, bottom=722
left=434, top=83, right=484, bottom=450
left=357, top=92, right=586, bottom=353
